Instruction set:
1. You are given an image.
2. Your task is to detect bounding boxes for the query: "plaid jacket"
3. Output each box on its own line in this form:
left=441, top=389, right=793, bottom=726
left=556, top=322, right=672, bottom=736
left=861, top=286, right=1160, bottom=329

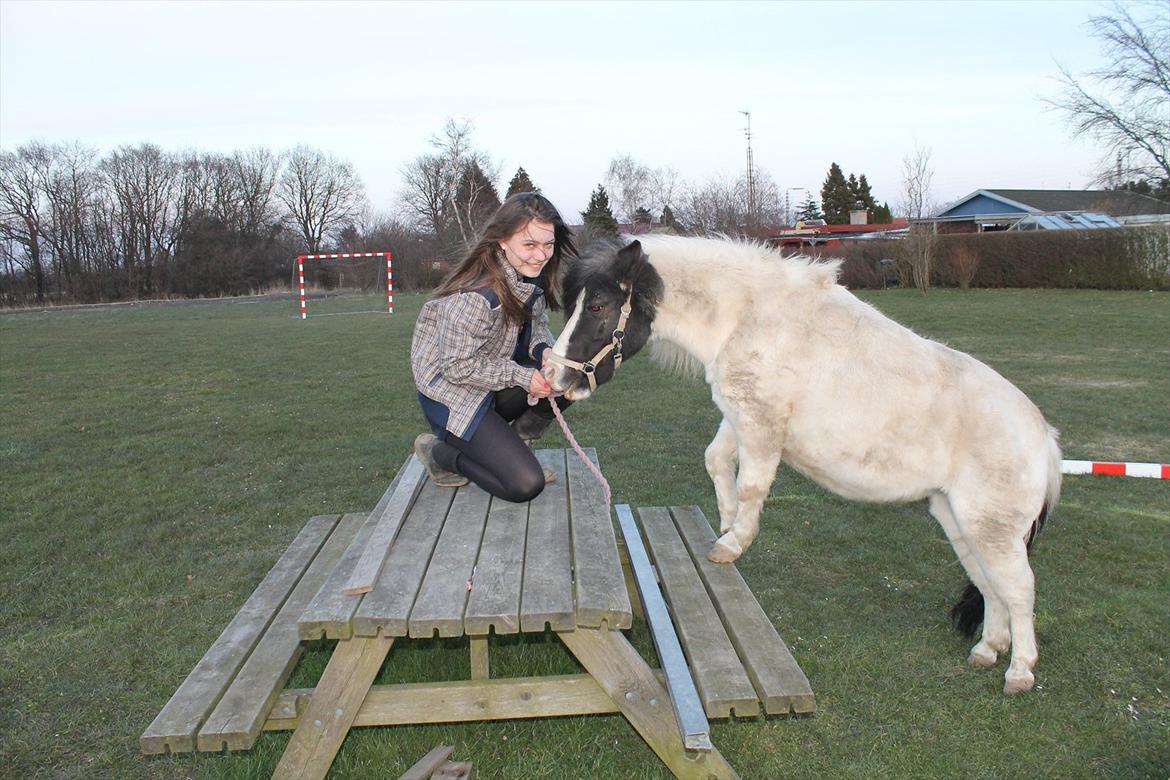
left=411, top=257, right=555, bottom=438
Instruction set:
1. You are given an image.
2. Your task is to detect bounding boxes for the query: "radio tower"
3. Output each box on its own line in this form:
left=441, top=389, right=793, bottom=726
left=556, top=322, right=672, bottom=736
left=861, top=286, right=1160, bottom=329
left=739, top=110, right=755, bottom=226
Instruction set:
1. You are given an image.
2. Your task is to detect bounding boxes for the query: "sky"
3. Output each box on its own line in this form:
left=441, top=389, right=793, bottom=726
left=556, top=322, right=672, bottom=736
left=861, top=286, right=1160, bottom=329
left=0, top=0, right=1115, bottom=222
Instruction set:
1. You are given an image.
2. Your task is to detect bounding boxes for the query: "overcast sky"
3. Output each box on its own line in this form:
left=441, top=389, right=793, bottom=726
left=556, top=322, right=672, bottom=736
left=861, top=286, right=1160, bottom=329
left=1, top=0, right=1112, bottom=221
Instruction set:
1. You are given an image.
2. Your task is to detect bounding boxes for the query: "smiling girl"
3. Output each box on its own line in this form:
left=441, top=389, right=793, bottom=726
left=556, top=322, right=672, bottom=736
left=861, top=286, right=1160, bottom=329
left=409, top=192, right=576, bottom=500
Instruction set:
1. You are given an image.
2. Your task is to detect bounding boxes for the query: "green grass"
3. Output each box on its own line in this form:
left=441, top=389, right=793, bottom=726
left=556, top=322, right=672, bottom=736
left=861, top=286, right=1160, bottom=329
left=1, top=289, right=1167, bottom=779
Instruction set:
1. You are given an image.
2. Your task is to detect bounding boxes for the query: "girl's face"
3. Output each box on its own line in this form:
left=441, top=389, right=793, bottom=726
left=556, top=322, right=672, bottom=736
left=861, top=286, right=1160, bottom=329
left=499, top=220, right=555, bottom=278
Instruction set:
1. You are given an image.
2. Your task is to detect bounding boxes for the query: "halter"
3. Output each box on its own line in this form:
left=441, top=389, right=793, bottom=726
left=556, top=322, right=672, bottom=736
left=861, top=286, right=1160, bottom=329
left=546, top=289, right=634, bottom=392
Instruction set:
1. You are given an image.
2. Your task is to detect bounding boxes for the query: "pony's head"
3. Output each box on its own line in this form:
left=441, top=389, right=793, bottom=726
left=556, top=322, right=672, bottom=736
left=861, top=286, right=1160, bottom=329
left=546, top=239, right=663, bottom=400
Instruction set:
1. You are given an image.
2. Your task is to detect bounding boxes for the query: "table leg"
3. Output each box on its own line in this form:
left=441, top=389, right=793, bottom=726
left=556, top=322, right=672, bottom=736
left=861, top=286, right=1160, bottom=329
left=272, top=634, right=394, bottom=780
left=559, top=626, right=738, bottom=780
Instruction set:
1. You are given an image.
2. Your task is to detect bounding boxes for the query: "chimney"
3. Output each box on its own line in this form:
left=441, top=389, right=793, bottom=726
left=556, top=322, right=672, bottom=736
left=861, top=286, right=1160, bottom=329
left=849, top=209, right=868, bottom=225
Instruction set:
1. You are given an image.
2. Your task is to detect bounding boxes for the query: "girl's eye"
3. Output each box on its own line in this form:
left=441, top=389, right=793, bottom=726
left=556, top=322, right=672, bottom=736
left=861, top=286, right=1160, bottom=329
left=588, top=305, right=603, bottom=313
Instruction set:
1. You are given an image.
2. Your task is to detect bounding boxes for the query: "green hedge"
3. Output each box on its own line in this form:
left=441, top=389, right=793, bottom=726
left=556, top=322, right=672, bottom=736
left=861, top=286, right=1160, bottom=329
left=829, top=225, right=1170, bottom=290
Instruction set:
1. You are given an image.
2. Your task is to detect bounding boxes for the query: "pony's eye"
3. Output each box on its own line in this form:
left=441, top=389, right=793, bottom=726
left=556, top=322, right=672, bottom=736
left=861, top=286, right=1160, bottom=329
left=588, top=305, right=603, bottom=313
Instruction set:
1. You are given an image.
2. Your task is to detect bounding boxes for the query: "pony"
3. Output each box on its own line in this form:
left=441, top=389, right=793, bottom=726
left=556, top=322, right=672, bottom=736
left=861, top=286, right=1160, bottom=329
left=545, top=236, right=1061, bottom=695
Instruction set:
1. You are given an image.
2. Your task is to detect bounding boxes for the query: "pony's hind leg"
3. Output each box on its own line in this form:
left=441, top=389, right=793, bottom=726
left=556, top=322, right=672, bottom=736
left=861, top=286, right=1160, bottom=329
left=708, top=432, right=781, bottom=563
left=705, top=417, right=739, bottom=533
left=929, top=494, right=1010, bottom=667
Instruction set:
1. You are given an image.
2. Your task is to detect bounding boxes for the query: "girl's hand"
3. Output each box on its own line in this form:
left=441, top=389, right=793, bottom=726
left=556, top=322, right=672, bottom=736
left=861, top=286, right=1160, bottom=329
left=528, top=369, right=553, bottom=398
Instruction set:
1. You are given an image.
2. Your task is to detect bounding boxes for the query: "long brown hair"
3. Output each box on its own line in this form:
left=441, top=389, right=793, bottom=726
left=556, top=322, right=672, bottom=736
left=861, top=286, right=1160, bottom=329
left=433, top=192, right=577, bottom=324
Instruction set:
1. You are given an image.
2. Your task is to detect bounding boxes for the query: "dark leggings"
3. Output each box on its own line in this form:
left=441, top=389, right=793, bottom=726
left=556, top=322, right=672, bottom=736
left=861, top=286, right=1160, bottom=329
left=433, top=388, right=570, bottom=503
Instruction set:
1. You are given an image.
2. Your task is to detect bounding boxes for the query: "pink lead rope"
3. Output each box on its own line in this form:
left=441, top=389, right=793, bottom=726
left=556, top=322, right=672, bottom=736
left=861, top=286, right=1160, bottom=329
left=530, top=389, right=612, bottom=507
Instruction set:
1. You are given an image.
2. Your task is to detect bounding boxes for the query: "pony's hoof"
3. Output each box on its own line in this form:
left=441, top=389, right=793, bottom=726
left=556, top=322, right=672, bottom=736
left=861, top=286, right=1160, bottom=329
left=707, top=534, right=742, bottom=563
left=1003, top=672, right=1035, bottom=695
left=967, top=646, right=999, bottom=668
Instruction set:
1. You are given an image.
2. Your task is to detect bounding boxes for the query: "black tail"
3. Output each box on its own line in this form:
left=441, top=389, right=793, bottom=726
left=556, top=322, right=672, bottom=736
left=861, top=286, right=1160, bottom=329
left=950, top=502, right=1050, bottom=639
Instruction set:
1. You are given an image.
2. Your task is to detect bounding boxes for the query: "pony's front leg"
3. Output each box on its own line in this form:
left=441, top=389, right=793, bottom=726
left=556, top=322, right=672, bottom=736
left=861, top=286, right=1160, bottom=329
left=704, top=417, right=739, bottom=533
left=708, top=439, right=781, bottom=563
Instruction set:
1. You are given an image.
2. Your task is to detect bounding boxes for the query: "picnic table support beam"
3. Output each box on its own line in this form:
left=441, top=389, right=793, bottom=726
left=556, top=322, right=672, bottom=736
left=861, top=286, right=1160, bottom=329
left=559, top=626, right=738, bottom=780
left=272, top=634, right=394, bottom=780
left=469, top=636, right=489, bottom=680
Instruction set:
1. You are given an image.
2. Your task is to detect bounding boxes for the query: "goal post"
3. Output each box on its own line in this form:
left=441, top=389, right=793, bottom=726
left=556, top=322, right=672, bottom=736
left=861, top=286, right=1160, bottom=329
left=296, top=251, right=393, bottom=319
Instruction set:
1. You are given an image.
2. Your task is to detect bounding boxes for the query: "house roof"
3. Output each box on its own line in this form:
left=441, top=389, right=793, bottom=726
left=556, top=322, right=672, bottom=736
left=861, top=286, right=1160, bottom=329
left=935, top=189, right=1170, bottom=219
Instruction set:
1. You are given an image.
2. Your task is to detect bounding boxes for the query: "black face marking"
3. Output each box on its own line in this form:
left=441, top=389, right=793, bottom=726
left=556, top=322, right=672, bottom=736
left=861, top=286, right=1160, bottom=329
left=557, top=240, right=664, bottom=396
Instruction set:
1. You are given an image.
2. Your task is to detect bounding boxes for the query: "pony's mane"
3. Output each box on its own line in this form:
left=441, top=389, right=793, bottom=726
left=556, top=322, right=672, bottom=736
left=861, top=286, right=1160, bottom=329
left=634, top=234, right=841, bottom=291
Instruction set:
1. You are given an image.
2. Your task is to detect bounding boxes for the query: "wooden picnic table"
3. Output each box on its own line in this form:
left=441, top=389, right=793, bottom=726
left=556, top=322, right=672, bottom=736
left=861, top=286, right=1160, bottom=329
left=142, top=447, right=812, bottom=779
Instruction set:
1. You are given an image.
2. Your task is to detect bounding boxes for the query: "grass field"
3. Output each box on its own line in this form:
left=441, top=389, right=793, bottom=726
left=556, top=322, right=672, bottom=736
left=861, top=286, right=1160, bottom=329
left=1, top=288, right=1167, bottom=779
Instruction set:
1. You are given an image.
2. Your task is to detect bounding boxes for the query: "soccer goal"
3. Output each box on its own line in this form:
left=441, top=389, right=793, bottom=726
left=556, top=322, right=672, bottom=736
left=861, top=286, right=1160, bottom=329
left=296, top=252, right=393, bottom=319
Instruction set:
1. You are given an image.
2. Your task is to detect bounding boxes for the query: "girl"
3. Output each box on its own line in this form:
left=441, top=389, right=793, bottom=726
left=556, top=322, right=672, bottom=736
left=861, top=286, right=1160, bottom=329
left=410, top=192, right=574, bottom=501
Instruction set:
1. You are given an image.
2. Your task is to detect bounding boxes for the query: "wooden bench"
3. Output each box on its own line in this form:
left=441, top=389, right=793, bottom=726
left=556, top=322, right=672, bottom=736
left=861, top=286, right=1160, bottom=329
left=140, top=449, right=813, bottom=779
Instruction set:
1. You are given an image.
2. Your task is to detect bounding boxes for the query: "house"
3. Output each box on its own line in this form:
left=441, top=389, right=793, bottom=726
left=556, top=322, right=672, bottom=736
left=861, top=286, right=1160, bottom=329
left=924, top=189, right=1170, bottom=234
left=769, top=218, right=909, bottom=249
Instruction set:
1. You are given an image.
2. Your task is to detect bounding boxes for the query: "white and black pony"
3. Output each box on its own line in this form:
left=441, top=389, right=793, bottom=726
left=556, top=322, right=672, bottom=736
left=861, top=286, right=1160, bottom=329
left=546, top=236, right=1061, bottom=694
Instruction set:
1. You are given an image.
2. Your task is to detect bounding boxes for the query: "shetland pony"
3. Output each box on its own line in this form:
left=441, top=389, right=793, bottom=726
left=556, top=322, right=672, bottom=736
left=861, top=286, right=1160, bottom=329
left=545, top=236, right=1061, bottom=694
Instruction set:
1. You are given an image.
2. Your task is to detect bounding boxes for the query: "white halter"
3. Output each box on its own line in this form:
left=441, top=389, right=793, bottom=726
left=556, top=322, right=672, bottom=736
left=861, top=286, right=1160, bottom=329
left=546, top=290, right=634, bottom=392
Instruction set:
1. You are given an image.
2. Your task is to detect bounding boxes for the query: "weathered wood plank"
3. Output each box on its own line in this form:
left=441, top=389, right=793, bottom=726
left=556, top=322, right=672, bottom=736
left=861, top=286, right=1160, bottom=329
left=408, top=484, right=491, bottom=638
left=139, top=514, right=340, bottom=755
left=434, top=761, right=475, bottom=779
left=560, top=627, right=739, bottom=780
left=519, top=449, right=574, bottom=632
left=297, top=512, right=375, bottom=640
left=264, top=674, right=622, bottom=731
left=398, top=745, right=455, bottom=780
left=271, top=634, right=395, bottom=780
left=343, top=456, right=428, bottom=595
left=566, top=448, right=631, bottom=629
left=463, top=488, right=528, bottom=636
left=353, top=480, right=455, bottom=637
left=195, top=513, right=365, bottom=752
left=640, top=507, right=760, bottom=719
left=670, top=505, right=815, bottom=714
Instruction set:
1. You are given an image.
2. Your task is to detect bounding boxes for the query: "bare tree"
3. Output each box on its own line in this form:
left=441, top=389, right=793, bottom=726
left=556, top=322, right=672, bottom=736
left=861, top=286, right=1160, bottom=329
left=101, top=143, right=182, bottom=296
left=278, top=145, right=367, bottom=254
left=0, top=142, right=52, bottom=301
left=1046, top=2, right=1169, bottom=185
left=672, top=168, right=783, bottom=236
left=899, top=144, right=937, bottom=293
left=604, top=155, right=679, bottom=223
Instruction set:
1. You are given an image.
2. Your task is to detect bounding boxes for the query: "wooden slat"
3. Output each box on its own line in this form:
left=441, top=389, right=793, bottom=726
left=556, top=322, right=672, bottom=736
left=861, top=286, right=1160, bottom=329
left=639, top=507, right=760, bottom=719
left=398, top=745, right=455, bottom=780
left=272, top=634, right=395, bottom=780
left=353, top=481, right=455, bottom=637
left=264, top=674, right=622, bottom=731
left=297, top=512, right=375, bottom=640
left=560, top=627, right=739, bottom=780
left=139, top=514, right=340, bottom=755
left=566, top=448, right=631, bottom=629
left=408, top=484, right=491, bottom=638
left=519, top=449, right=574, bottom=632
left=670, top=505, right=815, bottom=714
left=196, top=513, right=366, bottom=751
left=463, top=490, right=529, bottom=635
left=343, top=456, right=428, bottom=595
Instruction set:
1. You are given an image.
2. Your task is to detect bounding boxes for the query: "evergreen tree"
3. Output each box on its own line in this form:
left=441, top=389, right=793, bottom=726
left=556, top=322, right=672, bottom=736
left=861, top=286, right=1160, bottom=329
left=505, top=166, right=538, bottom=198
left=871, top=201, right=894, bottom=224
left=456, top=161, right=501, bottom=234
left=633, top=205, right=654, bottom=224
left=581, top=185, right=619, bottom=238
left=796, top=196, right=824, bottom=222
left=660, top=203, right=679, bottom=230
left=820, top=163, right=854, bottom=223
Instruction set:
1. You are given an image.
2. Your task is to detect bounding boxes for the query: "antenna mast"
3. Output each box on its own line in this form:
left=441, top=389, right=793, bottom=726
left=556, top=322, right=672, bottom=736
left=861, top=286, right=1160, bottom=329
left=739, top=110, right=755, bottom=227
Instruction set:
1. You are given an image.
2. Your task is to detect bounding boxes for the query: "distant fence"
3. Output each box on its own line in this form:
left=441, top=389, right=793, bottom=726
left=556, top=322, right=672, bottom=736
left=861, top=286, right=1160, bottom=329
left=831, top=224, right=1170, bottom=291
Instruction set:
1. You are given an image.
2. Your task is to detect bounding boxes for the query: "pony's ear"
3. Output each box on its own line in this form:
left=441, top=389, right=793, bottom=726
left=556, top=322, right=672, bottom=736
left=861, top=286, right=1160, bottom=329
left=614, top=240, right=645, bottom=290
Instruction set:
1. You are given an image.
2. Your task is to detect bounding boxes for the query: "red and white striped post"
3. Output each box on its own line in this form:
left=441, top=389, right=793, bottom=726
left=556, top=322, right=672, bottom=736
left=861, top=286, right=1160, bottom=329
left=295, top=252, right=393, bottom=319
left=1061, top=460, right=1170, bottom=479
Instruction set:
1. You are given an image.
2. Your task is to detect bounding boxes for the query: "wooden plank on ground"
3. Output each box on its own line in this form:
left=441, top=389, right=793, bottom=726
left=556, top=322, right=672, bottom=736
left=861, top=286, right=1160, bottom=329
left=520, top=449, right=574, bottom=632
left=566, top=448, right=631, bottom=629
left=139, top=514, right=340, bottom=755
left=463, top=488, right=529, bottom=636
left=408, top=484, right=491, bottom=637
left=196, top=513, right=366, bottom=751
left=343, top=456, right=428, bottom=595
left=298, top=512, right=375, bottom=640
left=398, top=745, right=455, bottom=780
left=353, top=481, right=455, bottom=637
left=670, top=505, right=815, bottom=714
left=639, top=507, right=760, bottom=719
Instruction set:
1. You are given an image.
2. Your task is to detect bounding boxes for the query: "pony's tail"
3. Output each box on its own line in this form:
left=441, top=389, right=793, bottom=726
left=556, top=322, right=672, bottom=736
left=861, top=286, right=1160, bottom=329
left=951, top=427, right=1062, bottom=639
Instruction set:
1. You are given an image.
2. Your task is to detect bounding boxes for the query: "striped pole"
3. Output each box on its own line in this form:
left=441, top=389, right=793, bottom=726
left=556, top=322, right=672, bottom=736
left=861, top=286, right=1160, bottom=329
left=295, top=252, right=393, bottom=319
left=297, top=256, right=307, bottom=320
left=1061, top=460, right=1170, bottom=479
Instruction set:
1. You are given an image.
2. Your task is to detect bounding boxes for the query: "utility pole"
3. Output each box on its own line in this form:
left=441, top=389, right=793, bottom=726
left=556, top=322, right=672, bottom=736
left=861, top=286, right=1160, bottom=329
left=739, top=110, right=755, bottom=227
